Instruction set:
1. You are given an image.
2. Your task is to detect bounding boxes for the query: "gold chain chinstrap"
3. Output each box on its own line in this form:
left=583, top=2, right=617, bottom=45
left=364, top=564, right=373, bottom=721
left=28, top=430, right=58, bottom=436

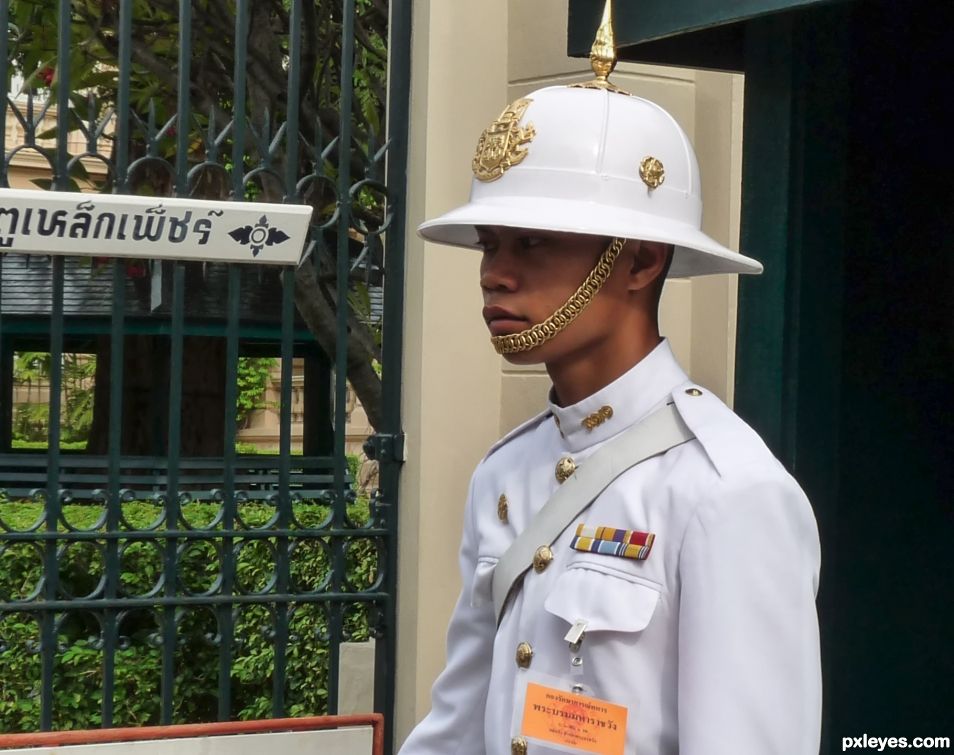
left=490, top=237, right=625, bottom=355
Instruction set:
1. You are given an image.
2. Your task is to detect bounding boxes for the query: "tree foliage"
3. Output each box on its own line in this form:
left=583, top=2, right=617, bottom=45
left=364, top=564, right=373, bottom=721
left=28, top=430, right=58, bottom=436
left=6, top=0, right=391, bottom=429
left=235, top=356, right=277, bottom=425
left=12, top=352, right=96, bottom=444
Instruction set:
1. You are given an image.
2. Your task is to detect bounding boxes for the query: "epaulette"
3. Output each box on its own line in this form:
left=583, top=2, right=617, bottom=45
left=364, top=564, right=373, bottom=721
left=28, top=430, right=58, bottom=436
left=671, top=382, right=775, bottom=478
left=482, top=408, right=553, bottom=461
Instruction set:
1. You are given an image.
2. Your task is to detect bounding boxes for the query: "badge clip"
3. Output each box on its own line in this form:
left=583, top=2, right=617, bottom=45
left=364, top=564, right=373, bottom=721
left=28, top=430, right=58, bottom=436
left=564, top=620, right=588, bottom=649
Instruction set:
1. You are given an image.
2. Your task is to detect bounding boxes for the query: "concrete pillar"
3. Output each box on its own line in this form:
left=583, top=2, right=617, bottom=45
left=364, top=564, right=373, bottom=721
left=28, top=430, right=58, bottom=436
left=395, top=0, right=508, bottom=745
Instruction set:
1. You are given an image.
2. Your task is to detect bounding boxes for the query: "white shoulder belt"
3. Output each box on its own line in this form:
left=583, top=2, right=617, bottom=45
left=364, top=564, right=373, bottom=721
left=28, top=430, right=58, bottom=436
left=491, top=402, right=695, bottom=623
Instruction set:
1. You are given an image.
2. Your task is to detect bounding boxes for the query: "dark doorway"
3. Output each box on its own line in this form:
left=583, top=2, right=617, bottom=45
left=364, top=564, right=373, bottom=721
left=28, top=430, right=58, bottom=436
left=734, top=1, right=954, bottom=747
left=826, top=1, right=954, bottom=738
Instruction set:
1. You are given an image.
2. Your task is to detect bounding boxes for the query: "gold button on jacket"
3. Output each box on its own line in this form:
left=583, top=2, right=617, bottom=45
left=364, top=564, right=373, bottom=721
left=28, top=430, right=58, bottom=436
left=497, top=494, right=509, bottom=523
left=515, top=642, right=533, bottom=668
left=532, top=545, right=553, bottom=573
left=555, top=456, right=576, bottom=483
left=510, top=736, right=528, bottom=755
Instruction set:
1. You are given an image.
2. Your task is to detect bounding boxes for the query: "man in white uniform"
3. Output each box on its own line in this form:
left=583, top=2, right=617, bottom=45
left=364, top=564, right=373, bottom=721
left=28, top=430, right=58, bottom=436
left=399, top=6, right=822, bottom=754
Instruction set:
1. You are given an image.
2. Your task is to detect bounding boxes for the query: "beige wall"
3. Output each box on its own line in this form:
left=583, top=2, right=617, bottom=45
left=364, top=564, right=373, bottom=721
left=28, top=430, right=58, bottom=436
left=395, top=0, right=509, bottom=744
left=395, top=0, right=744, bottom=747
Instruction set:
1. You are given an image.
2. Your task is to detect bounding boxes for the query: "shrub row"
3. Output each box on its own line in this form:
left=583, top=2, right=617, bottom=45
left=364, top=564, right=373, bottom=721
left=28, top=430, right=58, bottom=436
left=0, top=499, right=379, bottom=732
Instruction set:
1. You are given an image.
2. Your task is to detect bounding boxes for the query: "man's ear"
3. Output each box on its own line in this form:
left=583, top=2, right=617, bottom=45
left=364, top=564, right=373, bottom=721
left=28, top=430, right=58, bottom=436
left=626, top=240, right=670, bottom=292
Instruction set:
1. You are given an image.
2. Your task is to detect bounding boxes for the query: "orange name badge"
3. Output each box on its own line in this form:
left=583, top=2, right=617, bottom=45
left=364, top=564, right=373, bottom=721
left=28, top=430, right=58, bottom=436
left=520, top=682, right=628, bottom=755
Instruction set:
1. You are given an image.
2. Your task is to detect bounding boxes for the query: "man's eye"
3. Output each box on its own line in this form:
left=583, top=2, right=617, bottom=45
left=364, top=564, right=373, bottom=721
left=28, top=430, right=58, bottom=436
left=477, top=239, right=497, bottom=252
left=519, top=236, right=545, bottom=249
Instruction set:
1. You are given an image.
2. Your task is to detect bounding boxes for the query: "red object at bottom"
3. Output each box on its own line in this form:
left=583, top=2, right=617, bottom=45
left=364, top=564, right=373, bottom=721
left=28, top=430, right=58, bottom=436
left=0, top=714, right=384, bottom=755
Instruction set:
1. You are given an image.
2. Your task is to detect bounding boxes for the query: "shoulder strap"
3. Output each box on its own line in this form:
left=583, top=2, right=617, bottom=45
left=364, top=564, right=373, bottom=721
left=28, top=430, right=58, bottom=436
left=491, top=402, right=695, bottom=623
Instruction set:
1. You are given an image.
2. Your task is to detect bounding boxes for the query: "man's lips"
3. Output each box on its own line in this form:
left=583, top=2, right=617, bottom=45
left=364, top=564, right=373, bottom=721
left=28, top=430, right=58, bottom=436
left=483, top=305, right=529, bottom=336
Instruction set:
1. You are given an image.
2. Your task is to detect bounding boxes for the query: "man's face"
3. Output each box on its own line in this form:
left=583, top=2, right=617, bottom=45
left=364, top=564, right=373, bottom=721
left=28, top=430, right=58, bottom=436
left=477, top=225, right=634, bottom=367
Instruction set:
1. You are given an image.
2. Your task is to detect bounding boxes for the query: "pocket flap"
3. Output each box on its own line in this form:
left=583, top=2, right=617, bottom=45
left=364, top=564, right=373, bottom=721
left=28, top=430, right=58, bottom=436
left=543, top=564, right=660, bottom=633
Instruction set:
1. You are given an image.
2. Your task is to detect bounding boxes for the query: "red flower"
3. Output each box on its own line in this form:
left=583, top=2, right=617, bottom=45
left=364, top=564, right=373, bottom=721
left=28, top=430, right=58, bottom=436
left=38, top=66, right=55, bottom=86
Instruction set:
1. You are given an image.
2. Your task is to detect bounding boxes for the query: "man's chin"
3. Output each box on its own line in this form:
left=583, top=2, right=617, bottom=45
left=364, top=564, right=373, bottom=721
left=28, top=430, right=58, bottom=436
left=496, top=344, right=546, bottom=365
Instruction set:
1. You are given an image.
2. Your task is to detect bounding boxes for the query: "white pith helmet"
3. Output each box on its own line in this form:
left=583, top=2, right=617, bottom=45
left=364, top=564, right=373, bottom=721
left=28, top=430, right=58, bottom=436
left=417, top=1, right=761, bottom=278
left=418, top=84, right=761, bottom=278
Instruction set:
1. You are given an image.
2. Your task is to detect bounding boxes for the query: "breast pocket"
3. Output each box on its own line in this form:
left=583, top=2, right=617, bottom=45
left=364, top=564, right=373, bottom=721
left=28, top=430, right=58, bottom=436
left=543, top=562, right=660, bottom=633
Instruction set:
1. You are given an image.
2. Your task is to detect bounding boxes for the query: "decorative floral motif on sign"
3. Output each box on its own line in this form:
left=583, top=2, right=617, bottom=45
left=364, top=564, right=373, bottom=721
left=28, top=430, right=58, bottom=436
left=229, top=215, right=291, bottom=257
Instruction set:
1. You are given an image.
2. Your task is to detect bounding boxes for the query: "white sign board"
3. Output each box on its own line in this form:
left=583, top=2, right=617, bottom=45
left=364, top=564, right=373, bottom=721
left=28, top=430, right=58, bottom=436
left=0, top=728, right=374, bottom=755
left=0, top=189, right=312, bottom=265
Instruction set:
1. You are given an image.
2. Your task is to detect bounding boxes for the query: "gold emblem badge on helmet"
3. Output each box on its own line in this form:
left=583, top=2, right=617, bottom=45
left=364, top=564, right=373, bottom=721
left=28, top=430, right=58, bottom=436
left=639, top=156, right=666, bottom=189
left=471, top=98, right=536, bottom=182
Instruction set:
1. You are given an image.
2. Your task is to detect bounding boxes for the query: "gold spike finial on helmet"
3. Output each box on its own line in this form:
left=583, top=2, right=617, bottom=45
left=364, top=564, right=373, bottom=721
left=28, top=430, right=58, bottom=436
left=590, top=0, right=617, bottom=84
left=571, top=0, right=630, bottom=95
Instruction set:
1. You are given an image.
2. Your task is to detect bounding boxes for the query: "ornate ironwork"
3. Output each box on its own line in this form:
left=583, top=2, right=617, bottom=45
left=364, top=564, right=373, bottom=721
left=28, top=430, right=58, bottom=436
left=0, top=0, right=409, bottom=745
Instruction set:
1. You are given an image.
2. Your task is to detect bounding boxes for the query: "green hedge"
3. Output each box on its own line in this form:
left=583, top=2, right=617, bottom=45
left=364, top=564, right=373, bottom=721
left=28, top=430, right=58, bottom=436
left=10, top=440, right=89, bottom=451
left=0, top=500, right=379, bottom=732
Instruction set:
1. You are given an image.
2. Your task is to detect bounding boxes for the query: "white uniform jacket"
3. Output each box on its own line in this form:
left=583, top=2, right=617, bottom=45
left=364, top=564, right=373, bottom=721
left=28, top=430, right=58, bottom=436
left=399, top=341, right=822, bottom=755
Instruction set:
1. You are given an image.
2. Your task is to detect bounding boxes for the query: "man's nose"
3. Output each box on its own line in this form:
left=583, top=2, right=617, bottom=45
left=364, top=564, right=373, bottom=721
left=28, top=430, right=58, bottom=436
left=479, top=245, right=520, bottom=292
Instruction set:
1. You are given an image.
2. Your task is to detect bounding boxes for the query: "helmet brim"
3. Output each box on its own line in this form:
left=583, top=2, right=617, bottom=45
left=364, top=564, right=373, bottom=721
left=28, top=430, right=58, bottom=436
left=418, top=196, right=762, bottom=278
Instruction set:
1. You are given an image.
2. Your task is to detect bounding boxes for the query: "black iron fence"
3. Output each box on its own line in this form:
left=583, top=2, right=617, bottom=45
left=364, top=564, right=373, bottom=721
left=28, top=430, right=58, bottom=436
left=0, top=0, right=409, bottom=744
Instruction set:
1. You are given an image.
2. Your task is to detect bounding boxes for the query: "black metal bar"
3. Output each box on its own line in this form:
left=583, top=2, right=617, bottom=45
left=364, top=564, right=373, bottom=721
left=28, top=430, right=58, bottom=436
left=175, top=0, right=192, bottom=196
left=101, top=259, right=127, bottom=728
left=160, top=262, right=186, bottom=723
left=334, top=3, right=356, bottom=508
left=284, top=0, right=302, bottom=201
left=217, top=264, right=241, bottom=720
left=0, top=0, right=10, bottom=187
left=231, top=0, right=250, bottom=198
left=115, top=0, right=134, bottom=192
left=0, top=343, right=10, bottom=453
left=328, top=0, right=359, bottom=717
left=40, top=256, right=66, bottom=730
left=1, top=317, right=312, bottom=341
left=376, top=0, right=413, bottom=747
left=272, top=267, right=295, bottom=716
left=270, top=0, right=303, bottom=707
left=54, top=0, right=71, bottom=191
left=0, top=591, right=390, bottom=613
left=0, top=527, right=389, bottom=542
left=0, top=256, right=7, bottom=451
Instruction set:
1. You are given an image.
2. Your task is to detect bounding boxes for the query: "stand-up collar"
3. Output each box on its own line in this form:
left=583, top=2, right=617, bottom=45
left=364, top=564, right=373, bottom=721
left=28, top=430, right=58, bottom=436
left=548, top=339, right=688, bottom=453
